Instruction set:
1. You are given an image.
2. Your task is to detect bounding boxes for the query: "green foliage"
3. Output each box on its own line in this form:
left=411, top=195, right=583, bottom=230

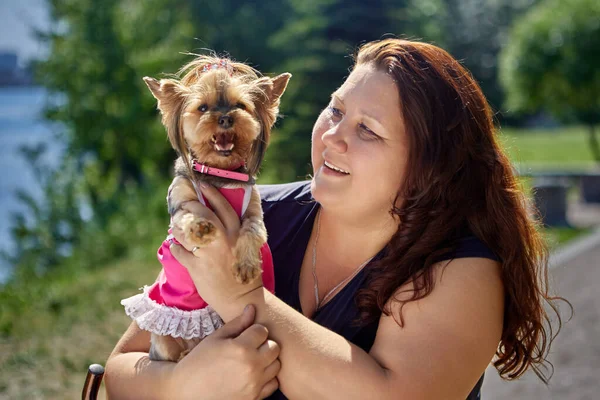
left=5, top=152, right=170, bottom=281
left=499, top=0, right=600, bottom=161
left=37, top=0, right=195, bottom=196
left=6, top=0, right=195, bottom=276
left=3, top=147, right=85, bottom=277
left=264, top=0, right=439, bottom=182
left=186, top=0, right=291, bottom=73
left=439, top=0, right=542, bottom=113
left=500, top=0, right=600, bottom=118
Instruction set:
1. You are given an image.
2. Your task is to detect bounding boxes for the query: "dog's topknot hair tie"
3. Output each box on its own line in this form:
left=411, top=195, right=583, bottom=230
left=201, top=59, right=234, bottom=76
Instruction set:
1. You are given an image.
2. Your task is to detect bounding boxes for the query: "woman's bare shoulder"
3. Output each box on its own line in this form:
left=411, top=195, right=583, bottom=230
left=368, top=257, right=504, bottom=399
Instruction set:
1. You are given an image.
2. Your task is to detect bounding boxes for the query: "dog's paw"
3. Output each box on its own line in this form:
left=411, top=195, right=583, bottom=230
left=233, top=258, right=262, bottom=284
left=180, top=214, right=218, bottom=246
left=177, top=348, right=192, bottom=362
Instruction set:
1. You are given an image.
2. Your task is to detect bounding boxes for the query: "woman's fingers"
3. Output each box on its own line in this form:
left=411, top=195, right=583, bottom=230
left=234, top=323, right=269, bottom=349
left=258, top=378, right=280, bottom=399
left=257, top=339, right=280, bottom=366
left=263, top=358, right=281, bottom=380
left=169, top=243, right=197, bottom=268
left=180, top=200, right=217, bottom=220
left=198, top=185, right=241, bottom=235
left=210, top=305, right=255, bottom=339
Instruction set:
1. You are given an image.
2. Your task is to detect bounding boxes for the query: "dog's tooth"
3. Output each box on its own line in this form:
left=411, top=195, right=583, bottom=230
left=215, top=143, right=234, bottom=152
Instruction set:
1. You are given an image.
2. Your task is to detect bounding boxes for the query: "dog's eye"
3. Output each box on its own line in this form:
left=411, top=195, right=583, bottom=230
left=198, top=104, right=208, bottom=112
left=236, top=103, right=246, bottom=110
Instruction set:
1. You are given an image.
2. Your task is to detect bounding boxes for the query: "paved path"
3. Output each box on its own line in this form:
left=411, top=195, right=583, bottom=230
left=482, top=229, right=600, bottom=399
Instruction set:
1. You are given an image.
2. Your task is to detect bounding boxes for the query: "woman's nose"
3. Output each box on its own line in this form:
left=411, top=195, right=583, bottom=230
left=321, top=125, right=348, bottom=153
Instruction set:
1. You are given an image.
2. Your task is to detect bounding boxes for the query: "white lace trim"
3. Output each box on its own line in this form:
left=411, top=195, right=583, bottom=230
left=121, top=286, right=224, bottom=340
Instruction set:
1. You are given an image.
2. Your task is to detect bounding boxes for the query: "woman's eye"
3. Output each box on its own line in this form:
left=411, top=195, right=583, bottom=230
left=198, top=104, right=208, bottom=112
left=359, top=123, right=378, bottom=139
left=328, top=106, right=343, bottom=119
left=236, top=103, right=246, bottom=110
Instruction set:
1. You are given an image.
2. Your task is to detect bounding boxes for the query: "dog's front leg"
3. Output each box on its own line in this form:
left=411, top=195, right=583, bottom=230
left=168, top=176, right=218, bottom=247
left=233, top=186, right=267, bottom=284
left=150, top=333, right=202, bottom=362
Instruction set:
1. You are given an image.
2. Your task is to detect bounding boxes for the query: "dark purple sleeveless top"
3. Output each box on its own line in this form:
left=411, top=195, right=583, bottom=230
left=260, top=181, right=499, bottom=400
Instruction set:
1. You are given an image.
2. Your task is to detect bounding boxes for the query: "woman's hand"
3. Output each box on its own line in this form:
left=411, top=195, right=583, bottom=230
left=168, top=305, right=280, bottom=400
left=169, top=184, right=263, bottom=317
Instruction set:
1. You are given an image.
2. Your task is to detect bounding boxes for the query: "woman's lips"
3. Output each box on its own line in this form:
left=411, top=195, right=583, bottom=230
left=324, top=160, right=350, bottom=175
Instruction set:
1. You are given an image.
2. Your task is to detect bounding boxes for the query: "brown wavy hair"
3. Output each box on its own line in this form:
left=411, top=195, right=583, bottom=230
left=354, top=39, right=568, bottom=382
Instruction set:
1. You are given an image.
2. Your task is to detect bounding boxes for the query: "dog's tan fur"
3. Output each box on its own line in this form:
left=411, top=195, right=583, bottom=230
left=143, top=55, right=290, bottom=362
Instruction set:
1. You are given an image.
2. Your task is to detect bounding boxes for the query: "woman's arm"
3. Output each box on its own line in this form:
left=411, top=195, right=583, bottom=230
left=104, top=306, right=281, bottom=400
left=105, top=322, right=174, bottom=400
left=224, top=257, right=503, bottom=400
left=169, top=239, right=504, bottom=400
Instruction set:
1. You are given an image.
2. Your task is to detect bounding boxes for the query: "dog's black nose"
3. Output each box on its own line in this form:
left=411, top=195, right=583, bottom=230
left=218, top=115, right=234, bottom=128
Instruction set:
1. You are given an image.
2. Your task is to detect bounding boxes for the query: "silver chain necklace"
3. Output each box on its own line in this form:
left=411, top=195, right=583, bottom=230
left=312, top=209, right=374, bottom=310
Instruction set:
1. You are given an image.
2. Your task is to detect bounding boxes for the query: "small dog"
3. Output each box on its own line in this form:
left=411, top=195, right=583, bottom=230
left=121, top=56, right=290, bottom=362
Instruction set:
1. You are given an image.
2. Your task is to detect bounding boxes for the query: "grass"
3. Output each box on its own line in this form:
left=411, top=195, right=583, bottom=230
left=544, top=227, right=593, bottom=250
left=499, top=125, right=597, bottom=249
left=498, top=125, right=598, bottom=166
left=0, top=253, right=158, bottom=399
left=1, top=125, right=598, bottom=398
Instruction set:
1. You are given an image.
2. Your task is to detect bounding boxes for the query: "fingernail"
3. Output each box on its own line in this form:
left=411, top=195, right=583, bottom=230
left=244, top=305, right=250, bottom=314
left=198, top=182, right=208, bottom=189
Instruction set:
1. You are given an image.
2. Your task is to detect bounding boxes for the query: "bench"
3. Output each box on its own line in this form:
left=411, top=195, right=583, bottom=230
left=515, top=165, right=600, bottom=226
left=82, top=364, right=104, bottom=400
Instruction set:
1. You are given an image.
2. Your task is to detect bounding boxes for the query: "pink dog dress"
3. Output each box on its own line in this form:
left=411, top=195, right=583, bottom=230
left=121, top=184, right=275, bottom=340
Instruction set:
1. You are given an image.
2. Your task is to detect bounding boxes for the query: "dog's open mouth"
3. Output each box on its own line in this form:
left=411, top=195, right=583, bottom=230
left=212, top=133, right=235, bottom=157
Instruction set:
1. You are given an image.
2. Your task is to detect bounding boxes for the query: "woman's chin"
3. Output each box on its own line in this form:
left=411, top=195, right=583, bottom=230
left=310, top=172, right=348, bottom=205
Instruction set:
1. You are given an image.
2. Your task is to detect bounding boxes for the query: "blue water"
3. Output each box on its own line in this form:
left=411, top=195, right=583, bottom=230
left=0, top=86, right=65, bottom=282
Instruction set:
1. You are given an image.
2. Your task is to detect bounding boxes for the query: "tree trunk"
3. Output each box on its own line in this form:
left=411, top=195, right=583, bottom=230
left=590, top=124, right=600, bottom=164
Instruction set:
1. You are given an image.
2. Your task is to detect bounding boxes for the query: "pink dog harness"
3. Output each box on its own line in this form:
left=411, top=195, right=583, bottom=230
left=121, top=183, right=275, bottom=340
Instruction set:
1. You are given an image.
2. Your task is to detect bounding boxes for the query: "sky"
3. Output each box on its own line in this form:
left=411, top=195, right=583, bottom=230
left=0, top=0, right=50, bottom=65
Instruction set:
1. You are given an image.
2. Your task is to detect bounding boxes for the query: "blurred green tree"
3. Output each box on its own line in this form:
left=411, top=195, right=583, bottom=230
left=439, top=0, right=541, bottom=116
left=187, top=0, right=291, bottom=73
left=37, top=0, right=196, bottom=209
left=265, top=0, right=441, bottom=182
left=499, top=0, right=600, bottom=162
left=6, top=0, right=197, bottom=276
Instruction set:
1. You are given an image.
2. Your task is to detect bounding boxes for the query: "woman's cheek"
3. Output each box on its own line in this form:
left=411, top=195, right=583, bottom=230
left=311, top=116, right=328, bottom=153
left=312, top=113, right=328, bottom=139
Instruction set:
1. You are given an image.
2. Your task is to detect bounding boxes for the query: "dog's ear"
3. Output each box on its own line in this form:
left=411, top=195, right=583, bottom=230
left=257, top=73, right=292, bottom=105
left=269, top=73, right=292, bottom=103
left=143, top=77, right=188, bottom=157
left=247, top=73, right=292, bottom=177
left=143, top=77, right=188, bottom=114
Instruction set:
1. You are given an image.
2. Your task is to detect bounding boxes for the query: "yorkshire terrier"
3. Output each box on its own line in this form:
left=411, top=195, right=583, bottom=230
left=121, top=55, right=290, bottom=362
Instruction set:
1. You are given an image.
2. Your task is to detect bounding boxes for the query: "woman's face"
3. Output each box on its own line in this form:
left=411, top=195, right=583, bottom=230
left=311, top=63, right=409, bottom=219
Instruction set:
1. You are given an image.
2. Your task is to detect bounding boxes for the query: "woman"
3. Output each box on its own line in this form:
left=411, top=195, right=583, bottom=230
left=105, top=38, right=564, bottom=399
